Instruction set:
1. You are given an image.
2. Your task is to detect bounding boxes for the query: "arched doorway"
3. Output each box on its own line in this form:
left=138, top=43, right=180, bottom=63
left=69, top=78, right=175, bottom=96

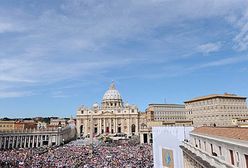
left=118, top=127, right=121, bottom=133
left=80, top=125, right=83, bottom=134
left=131, top=124, right=136, bottom=134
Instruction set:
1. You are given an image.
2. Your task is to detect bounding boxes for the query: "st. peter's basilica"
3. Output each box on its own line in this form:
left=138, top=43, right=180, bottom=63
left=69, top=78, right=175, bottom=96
left=76, top=82, right=148, bottom=139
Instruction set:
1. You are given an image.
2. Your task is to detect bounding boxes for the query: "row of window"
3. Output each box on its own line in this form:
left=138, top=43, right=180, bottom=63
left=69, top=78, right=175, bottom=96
left=154, top=107, right=185, bottom=111
left=187, top=98, right=245, bottom=106
left=155, top=117, right=187, bottom=120
left=193, top=137, right=247, bottom=167
left=155, top=111, right=186, bottom=115
left=0, top=125, right=13, bottom=127
left=81, top=109, right=136, bottom=114
left=191, top=106, right=247, bottom=111
left=194, top=114, right=248, bottom=118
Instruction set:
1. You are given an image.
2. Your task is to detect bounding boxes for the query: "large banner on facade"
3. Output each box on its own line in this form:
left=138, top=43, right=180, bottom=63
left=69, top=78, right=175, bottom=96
left=152, top=126, right=193, bottom=168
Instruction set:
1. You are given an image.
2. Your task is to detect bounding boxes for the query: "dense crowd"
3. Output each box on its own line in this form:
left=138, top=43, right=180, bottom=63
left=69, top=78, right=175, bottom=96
left=0, top=140, right=153, bottom=168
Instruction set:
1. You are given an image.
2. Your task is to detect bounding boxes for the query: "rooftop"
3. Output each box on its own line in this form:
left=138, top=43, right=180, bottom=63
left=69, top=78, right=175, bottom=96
left=192, top=126, right=248, bottom=141
left=184, top=93, right=246, bottom=103
left=148, top=103, right=185, bottom=107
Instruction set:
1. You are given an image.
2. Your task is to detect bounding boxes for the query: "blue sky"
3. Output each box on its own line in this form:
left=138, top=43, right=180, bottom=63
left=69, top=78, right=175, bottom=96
left=0, top=0, right=248, bottom=118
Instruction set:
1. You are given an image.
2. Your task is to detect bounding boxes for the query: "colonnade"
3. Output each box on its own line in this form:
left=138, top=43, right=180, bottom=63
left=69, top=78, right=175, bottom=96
left=0, top=134, right=52, bottom=149
left=80, top=116, right=139, bottom=137
left=0, top=126, right=76, bottom=150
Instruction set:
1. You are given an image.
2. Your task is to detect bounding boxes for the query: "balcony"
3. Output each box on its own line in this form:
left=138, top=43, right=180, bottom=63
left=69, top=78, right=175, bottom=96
left=181, top=141, right=236, bottom=168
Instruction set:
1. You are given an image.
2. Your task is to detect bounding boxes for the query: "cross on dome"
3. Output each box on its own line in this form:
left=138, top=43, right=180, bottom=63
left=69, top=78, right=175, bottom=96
left=109, top=81, right=116, bottom=90
left=102, top=82, right=123, bottom=109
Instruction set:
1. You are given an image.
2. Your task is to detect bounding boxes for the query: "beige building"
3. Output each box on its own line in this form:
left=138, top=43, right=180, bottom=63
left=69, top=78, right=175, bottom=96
left=0, top=120, right=37, bottom=131
left=181, top=127, right=248, bottom=168
left=146, top=104, right=192, bottom=126
left=50, top=118, right=68, bottom=127
left=37, top=121, right=47, bottom=129
left=232, top=118, right=248, bottom=127
left=138, top=112, right=152, bottom=144
left=0, top=121, right=15, bottom=131
left=184, top=93, right=248, bottom=127
left=76, top=83, right=147, bottom=138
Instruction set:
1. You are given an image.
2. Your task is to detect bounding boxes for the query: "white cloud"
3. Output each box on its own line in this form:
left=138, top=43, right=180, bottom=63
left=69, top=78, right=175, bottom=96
left=0, top=90, right=32, bottom=98
left=190, top=55, right=248, bottom=70
left=230, top=7, right=248, bottom=51
left=0, top=0, right=247, bottom=97
left=132, top=55, right=248, bottom=79
left=51, top=91, right=68, bottom=98
left=0, top=22, right=14, bottom=33
left=198, top=42, right=222, bottom=54
left=234, top=22, right=248, bottom=51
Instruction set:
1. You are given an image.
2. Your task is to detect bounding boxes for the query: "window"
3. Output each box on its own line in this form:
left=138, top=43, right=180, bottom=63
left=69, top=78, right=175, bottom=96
left=245, top=154, right=248, bottom=168
left=94, top=127, right=97, bottom=134
left=236, top=152, right=240, bottom=162
left=194, top=138, right=197, bottom=147
left=230, top=150, right=234, bottom=165
left=219, top=146, right=222, bottom=156
left=210, top=144, right=213, bottom=154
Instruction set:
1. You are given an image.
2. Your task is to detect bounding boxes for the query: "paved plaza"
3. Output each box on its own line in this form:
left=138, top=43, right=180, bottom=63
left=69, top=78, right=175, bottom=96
left=0, top=139, right=153, bottom=168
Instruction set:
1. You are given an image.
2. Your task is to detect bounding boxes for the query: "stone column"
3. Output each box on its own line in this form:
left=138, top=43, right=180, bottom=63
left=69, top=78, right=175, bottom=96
left=11, top=136, right=14, bottom=148
left=16, top=136, right=20, bottom=148
left=105, top=118, right=108, bottom=133
left=40, top=135, right=43, bottom=147
left=20, top=136, right=23, bottom=148
left=109, top=118, right=112, bottom=134
left=32, top=136, right=35, bottom=148
left=16, top=136, right=19, bottom=148
left=15, top=136, right=18, bottom=148
left=113, top=118, right=116, bottom=134
left=59, top=133, right=62, bottom=146
left=116, top=118, right=118, bottom=133
left=55, top=134, right=59, bottom=146
left=76, top=119, right=80, bottom=138
left=36, top=135, right=39, bottom=147
left=3, top=137, right=7, bottom=149
left=7, top=136, right=11, bottom=149
left=140, top=133, right=144, bottom=144
left=23, top=136, right=25, bottom=148
left=48, top=135, right=52, bottom=146
left=97, top=119, right=100, bottom=134
left=14, top=136, right=17, bottom=148
left=103, top=118, right=106, bottom=133
left=28, top=136, right=31, bottom=148
left=0, top=137, right=2, bottom=149
left=19, top=136, right=22, bottom=148
left=128, top=117, right=130, bottom=136
left=122, top=119, right=124, bottom=134
left=135, top=117, right=139, bottom=135
left=99, top=119, right=101, bottom=134
left=24, top=136, right=27, bottom=148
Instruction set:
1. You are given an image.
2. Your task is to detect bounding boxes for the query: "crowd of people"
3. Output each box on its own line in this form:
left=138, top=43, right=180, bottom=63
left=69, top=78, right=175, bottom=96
left=0, top=139, right=153, bottom=168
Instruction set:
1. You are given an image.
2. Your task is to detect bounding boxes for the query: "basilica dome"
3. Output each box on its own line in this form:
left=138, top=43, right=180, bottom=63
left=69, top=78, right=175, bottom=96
left=102, top=82, right=122, bottom=100
left=102, top=82, right=123, bottom=109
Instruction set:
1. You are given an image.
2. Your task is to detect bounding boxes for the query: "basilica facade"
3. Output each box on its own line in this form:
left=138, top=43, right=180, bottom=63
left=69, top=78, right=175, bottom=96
left=76, top=83, right=147, bottom=138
